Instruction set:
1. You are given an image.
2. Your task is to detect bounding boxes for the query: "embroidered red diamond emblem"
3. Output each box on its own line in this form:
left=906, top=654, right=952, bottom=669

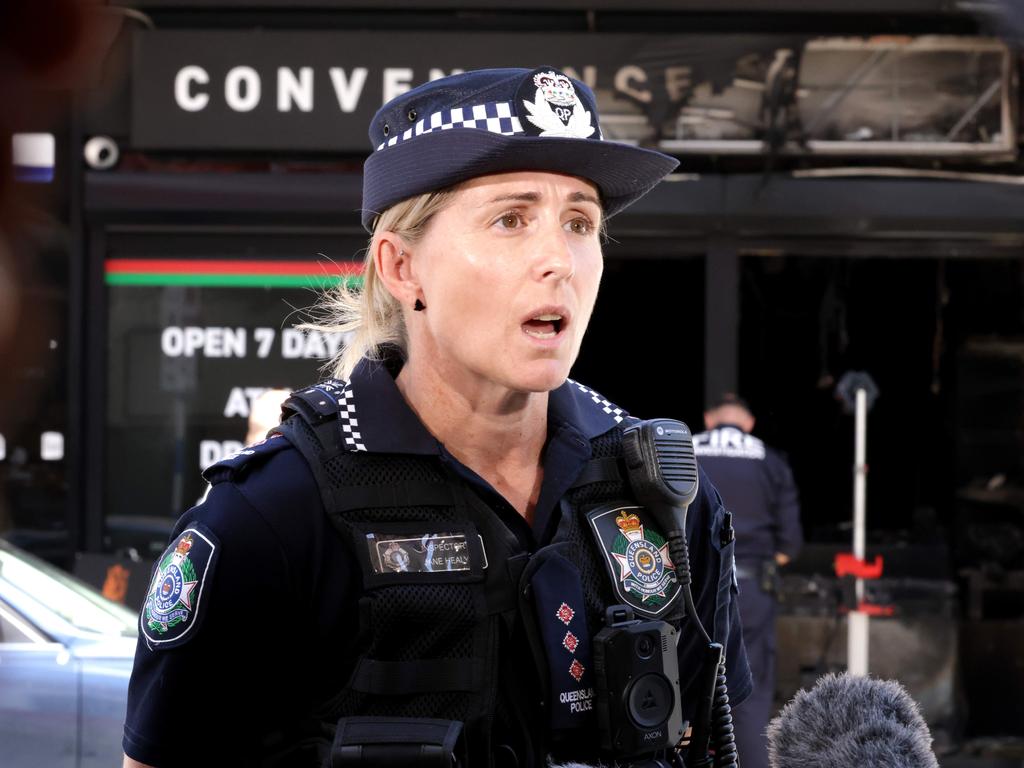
left=556, top=602, right=575, bottom=625
left=569, top=659, right=585, bottom=682
left=562, top=631, right=579, bottom=653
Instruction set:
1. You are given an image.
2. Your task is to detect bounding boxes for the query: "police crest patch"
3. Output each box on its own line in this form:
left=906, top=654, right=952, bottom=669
left=142, top=525, right=219, bottom=648
left=586, top=505, right=680, bottom=617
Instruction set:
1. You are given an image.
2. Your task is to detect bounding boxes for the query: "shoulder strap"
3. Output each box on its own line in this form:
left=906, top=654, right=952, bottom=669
left=281, top=381, right=350, bottom=459
left=201, top=433, right=291, bottom=485
left=274, top=404, right=455, bottom=524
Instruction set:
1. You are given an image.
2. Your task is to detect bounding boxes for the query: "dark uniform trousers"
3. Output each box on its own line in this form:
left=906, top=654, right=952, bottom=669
left=733, top=570, right=775, bottom=768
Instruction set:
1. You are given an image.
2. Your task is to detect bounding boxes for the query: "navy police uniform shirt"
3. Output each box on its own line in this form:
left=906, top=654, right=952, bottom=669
left=123, top=359, right=751, bottom=766
left=693, top=424, right=802, bottom=565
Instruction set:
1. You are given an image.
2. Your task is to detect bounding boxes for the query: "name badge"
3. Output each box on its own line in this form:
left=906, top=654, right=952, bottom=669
left=366, top=532, right=489, bottom=575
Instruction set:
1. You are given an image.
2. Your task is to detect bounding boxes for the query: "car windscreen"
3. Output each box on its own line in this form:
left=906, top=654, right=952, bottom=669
left=0, top=539, right=138, bottom=638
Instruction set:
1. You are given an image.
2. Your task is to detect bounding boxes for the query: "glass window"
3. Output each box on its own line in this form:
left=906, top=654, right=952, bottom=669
left=0, top=600, right=44, bottom=644
left=103, top=232, right=364, bottom=553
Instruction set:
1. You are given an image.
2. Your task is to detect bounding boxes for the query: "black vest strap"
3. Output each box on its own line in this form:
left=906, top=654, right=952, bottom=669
left=328, top=482, right=456, bottom=514
left=349, top=658, right=485, bottom=695
left=569, top=456, right=625, bottom=490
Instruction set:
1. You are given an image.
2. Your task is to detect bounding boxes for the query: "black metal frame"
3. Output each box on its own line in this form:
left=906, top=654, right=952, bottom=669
left=115, top=0, right=977, bottom=13
left=83, top=170, right=1024, bottom=239
left=67, top=97, right=88, bottom=555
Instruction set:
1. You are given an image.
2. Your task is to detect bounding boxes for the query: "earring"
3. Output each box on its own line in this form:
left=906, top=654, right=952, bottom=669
left=413, top=299, right=426, bottom=312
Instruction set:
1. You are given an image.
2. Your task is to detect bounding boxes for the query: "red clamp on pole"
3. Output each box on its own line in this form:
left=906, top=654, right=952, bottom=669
left=834, top=552, right=884, bottom=580
left=857, top=601, right=895, bottom=617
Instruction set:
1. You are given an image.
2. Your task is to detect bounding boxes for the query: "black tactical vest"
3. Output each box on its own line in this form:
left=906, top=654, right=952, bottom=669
left=276, top=388, right=687, bottom=768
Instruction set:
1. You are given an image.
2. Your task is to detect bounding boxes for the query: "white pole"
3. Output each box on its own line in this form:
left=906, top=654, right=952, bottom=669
left=848, top=387, right=869, bottom=676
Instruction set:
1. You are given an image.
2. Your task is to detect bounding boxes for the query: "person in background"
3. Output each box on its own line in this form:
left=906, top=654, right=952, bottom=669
left=245, top=388, right=292, bottom=446
left=694, top=393, right=802, bottom=768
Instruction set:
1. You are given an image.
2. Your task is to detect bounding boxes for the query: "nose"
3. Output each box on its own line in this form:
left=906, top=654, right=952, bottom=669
left=532, top=221, right=575, bottom=283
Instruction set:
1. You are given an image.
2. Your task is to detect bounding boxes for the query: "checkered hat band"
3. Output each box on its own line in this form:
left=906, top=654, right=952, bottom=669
left=376, top=101, right=524, bottom=151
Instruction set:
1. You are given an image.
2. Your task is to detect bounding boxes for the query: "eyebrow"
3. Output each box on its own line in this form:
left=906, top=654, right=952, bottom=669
left=485, top=191, right=603, bottom=209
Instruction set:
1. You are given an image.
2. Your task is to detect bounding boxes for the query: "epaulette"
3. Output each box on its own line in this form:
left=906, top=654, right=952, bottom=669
left=201, top=432, right=291, bottom=485
left=282, top=380, right=348, bottom=422
left=280, top=379, right=349, bottom=457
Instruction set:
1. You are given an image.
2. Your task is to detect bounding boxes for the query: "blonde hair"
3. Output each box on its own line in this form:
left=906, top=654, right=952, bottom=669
left=301, top=189, right=457, bottom=380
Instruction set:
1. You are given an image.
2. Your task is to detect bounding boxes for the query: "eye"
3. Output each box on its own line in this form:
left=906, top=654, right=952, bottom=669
left=565, top=216, right=595, bottom=236
left=494, top=211, right=525, bottom=230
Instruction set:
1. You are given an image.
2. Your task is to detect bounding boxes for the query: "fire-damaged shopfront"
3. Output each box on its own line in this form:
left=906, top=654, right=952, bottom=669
left=4, top=0, right=1024, bottom=757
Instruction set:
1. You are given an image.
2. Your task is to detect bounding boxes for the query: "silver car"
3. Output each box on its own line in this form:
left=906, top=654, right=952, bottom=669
left=0, top=538, right=138, bottom=767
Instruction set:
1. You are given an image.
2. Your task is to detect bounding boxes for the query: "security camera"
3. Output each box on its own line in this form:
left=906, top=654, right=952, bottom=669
left=83, top=135, right=120, bottom=170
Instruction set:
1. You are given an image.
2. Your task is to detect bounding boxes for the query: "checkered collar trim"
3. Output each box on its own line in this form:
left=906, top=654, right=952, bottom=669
left=330, top=358, right=630, bottom=455
left=375, top=101, right=524, bottom=151
left=557, top=378, right=631, bottom=438
left=327, top=358, right=440, bottom=456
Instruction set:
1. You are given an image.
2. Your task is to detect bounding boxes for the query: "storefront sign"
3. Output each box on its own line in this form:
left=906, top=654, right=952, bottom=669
left=131, top=29, right=785, bottom=151
left=132, top=30, right=1012, bottom=156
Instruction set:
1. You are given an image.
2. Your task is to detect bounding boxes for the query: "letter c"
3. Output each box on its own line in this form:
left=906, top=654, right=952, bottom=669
left=615, top=65, right=651, bottom=104
left=175, top=65, right=210, bottom=112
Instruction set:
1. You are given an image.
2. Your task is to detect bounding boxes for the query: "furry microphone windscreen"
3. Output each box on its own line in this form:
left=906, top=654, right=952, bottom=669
left=766, top=673, right=939, bottom=768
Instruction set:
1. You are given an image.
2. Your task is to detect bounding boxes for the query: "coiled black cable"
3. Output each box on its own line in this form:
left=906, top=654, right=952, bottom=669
left=666, top=531, right=737, bottom=768
left=667, top=534, right=693, bottom=593
left=711, top=659, right=737, bottom=768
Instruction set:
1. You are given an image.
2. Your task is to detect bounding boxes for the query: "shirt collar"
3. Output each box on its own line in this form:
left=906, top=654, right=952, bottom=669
left=331, top=354, right=630, bottom=456
left=550, top=377, right=631, bottom=439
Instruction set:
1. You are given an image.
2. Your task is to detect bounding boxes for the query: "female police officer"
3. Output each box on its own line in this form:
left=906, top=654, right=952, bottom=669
left=123, top=67, right=750, bottom=768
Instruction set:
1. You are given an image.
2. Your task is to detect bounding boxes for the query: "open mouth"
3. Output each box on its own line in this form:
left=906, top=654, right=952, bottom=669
left=523, top=313, right=564, bottom=340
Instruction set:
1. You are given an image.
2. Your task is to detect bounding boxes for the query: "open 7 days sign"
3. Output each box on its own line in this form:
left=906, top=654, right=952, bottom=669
left=130, top=29, right=763, bottom=152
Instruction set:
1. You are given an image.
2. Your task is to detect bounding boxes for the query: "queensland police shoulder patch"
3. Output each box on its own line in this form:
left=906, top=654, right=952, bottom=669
left=586, top=504, right=680, bottom=618
left=142, top=524, right=219, bottom=648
